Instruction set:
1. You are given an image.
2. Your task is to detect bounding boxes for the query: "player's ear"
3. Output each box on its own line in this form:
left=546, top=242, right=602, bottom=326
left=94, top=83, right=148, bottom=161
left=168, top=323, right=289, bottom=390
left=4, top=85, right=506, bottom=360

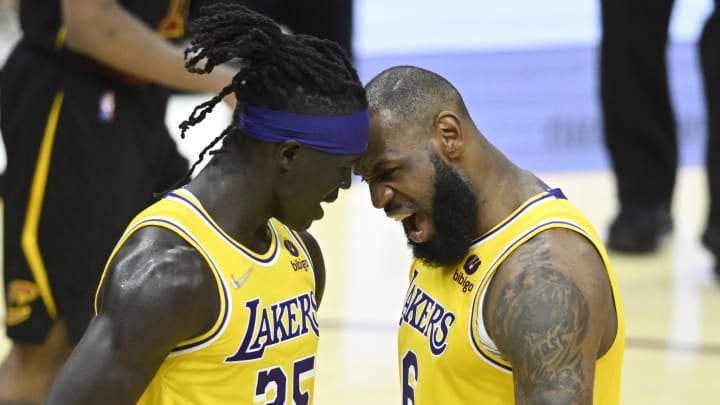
left=277, top=140, right=302, bottom=170
left=433, top=111, right=464, bottom=160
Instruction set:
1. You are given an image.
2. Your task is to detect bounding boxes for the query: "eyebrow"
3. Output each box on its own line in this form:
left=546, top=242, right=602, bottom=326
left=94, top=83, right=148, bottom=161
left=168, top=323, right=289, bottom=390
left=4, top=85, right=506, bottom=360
left=355, top=155, right=398, bottom=177
left=354, top=148, right=405, bottom=175
left=352, top=165, right=371, bottom=176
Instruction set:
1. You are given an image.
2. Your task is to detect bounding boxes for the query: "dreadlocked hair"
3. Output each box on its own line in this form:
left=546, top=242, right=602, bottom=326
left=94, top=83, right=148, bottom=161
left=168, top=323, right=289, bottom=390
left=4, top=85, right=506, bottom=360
left=168, top=3, right=367, bottom=191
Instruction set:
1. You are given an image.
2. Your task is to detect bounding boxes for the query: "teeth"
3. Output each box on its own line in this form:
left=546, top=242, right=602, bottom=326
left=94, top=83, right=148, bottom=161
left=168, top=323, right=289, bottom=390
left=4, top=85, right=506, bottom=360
left=390, top=212, right=412, bottom=222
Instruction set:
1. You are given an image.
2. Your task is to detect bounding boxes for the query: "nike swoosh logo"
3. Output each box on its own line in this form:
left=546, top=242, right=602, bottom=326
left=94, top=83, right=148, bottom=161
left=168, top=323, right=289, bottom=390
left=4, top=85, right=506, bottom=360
left=231, top=268, right=253, bottom=289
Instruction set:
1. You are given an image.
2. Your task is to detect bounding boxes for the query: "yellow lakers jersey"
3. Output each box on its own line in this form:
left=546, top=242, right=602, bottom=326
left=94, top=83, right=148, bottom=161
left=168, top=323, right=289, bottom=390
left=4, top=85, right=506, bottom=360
left=96, top=189, right=320, bottom=405
left=397, top=188, right=625, bottom=404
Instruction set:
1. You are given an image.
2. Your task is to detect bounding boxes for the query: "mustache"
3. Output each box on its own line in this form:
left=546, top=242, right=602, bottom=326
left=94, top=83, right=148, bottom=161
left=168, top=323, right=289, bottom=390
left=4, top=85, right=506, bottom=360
left=384, top=201, right=415, bottom=216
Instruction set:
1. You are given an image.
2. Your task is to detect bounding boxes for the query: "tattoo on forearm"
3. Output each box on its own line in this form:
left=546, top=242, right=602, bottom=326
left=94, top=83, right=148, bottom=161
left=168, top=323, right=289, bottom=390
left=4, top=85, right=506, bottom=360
left=492, top=236, right=592, bottom=403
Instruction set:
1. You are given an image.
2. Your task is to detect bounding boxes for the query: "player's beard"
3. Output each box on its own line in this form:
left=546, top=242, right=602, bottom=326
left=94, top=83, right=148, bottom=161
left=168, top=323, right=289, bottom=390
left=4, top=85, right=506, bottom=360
left=407, top=154, right=478, bottom=267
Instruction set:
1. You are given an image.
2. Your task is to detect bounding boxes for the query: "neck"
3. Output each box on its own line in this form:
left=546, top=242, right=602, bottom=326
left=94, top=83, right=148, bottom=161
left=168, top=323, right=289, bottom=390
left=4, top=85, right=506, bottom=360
left=185, top=147, right=276, bottom=253
left=467, top=142, right=546, bottom=238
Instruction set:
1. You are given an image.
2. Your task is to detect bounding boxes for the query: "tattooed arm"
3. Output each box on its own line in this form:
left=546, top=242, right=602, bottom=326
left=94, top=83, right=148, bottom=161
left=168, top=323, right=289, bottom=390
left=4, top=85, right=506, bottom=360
left=483, top=228, right=616, bottom=405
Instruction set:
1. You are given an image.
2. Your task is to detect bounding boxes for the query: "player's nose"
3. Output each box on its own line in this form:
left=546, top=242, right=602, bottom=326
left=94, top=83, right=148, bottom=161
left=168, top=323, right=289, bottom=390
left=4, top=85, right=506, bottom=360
left=369, top=182, right=394, bottom=209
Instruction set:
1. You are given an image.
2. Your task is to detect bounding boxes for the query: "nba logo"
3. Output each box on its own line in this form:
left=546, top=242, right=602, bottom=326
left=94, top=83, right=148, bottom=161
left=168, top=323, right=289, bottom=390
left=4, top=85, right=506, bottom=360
left=99, top=90, right=115, bottom=122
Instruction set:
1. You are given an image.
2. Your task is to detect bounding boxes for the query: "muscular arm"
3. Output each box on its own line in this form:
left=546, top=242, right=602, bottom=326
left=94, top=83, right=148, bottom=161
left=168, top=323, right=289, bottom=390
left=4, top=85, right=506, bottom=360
left=484, top=228, right=614, bottom=405
left=44, top=227, right=220, bottom=405
left=298, top=231, right=326, bottom=307
left=61, top=0, right=234, bottom=97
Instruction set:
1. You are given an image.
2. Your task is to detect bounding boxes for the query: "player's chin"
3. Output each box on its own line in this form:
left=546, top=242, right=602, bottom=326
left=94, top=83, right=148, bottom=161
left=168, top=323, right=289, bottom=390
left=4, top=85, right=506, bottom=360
left=277, top=205, right=321, bottom=230
left=289, top=213, right=321, bottom=232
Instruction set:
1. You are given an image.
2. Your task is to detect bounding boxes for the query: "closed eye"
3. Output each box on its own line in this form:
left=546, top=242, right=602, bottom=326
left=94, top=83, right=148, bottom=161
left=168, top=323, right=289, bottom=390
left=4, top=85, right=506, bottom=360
left=359, top=168, right=397, bottom=184
left=377, top=167, right=398, bottom=182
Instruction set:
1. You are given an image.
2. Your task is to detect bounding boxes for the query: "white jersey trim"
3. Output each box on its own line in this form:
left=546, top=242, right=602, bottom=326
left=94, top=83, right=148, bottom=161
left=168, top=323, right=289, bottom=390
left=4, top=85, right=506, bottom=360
left=471, top=217, right=593, bottom=370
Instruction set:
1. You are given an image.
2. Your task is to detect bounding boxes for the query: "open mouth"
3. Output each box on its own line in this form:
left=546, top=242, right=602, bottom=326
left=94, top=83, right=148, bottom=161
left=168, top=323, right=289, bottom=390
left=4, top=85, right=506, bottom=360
left=389, top=211, right=431, bottom=243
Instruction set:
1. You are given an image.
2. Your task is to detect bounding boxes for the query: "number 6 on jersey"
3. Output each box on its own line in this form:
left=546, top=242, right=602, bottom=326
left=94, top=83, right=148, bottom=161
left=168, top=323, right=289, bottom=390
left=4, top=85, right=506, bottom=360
left=402, top=350, right=419, bottom=404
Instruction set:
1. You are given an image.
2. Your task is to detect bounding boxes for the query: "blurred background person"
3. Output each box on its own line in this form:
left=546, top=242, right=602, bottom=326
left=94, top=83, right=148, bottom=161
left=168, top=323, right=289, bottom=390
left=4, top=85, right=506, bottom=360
left=0, top=0, right=21, bottom=192
left=600, top=0, right=719, bottom=277
left=0, top=0, right=236, bottom=403
left=240, top=0, right=355, bottom=60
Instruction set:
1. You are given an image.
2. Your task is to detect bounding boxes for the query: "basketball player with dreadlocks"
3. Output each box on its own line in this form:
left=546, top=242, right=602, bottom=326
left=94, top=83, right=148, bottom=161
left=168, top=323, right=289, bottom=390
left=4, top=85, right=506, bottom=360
left=44, top=4, right=368, bottom=404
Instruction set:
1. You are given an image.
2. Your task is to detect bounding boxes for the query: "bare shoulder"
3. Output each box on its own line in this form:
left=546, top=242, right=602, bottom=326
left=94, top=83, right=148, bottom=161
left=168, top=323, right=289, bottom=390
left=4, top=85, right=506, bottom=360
left=98, top=226, right=220, bottom=343
left=483, top=227, right=613, bottom=403
left=45, top=226, right=223, bottom=404
left=485, top=227, right=612, bottom=320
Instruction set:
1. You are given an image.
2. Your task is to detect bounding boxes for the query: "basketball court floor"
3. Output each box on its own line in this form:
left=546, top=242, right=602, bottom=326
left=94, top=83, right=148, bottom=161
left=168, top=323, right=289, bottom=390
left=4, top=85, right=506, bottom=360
left=1, top=0, right=719, bottom=403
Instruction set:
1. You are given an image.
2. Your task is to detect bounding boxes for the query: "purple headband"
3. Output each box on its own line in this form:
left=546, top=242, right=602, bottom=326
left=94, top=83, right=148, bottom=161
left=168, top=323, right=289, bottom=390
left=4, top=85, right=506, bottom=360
left=237, top=107, right=370, bottom=155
